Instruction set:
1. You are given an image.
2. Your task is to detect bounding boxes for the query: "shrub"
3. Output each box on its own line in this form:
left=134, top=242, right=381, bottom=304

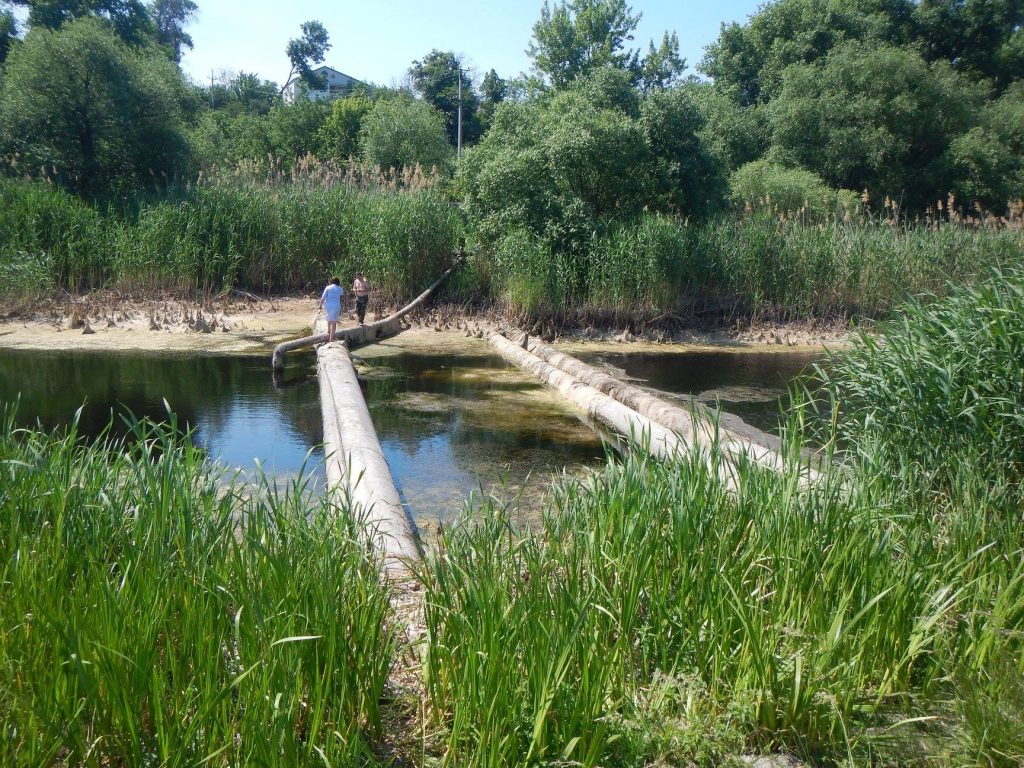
left=730, top=159, right=860, bottom=219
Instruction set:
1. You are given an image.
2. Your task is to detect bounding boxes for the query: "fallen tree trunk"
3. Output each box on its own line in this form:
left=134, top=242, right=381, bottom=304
left=318, top=342, right=421, bottom=574
left=523, top=336, right=813, bottom=480
left=272, top=258, right=462, bottom=370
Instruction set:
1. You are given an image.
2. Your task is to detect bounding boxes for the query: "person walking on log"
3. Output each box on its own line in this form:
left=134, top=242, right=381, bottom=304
left=353, top=272, right=370, bottom=325
left=320, top=277, right=344, bottom=343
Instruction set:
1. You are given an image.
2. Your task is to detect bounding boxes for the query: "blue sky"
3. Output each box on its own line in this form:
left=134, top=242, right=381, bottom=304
left=179, top=0, right=763, bottom=88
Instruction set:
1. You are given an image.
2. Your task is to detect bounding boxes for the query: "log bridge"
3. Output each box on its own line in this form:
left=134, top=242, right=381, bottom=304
left=272, top=259, right=814, bottom=571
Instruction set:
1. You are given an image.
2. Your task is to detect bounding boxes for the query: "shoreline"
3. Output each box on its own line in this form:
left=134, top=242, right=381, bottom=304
left=0, top=293, right=855, bottom=357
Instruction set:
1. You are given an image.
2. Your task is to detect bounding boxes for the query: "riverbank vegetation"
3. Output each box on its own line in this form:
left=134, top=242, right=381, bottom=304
left=3, top=0, right=1024, bottom=324
left=2, top=268, right=1021, bottom=766
left=0, top=412, right=395, bottom=766
left=420, top=268, right=1024, bottom=766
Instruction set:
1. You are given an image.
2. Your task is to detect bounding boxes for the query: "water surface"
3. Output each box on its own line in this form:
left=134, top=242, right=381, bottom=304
left=0, top=345, right=823, bottom=527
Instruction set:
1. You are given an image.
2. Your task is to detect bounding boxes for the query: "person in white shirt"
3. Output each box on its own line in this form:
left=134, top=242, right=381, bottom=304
left=319, top=277, right=344, bottom=343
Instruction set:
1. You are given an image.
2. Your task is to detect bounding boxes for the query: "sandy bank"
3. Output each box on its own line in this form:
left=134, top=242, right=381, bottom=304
left=0, top=294, right=853, bottom=357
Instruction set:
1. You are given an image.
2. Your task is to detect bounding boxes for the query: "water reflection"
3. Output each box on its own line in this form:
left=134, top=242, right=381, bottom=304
left=574, top=349, right=823, bottom=432
left=0, top=350, right=325, bottom=484
left=357, top=353, right=605, bottom=529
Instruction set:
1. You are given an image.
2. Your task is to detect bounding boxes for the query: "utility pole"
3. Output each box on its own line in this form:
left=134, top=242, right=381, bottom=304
left=210, top=70, right=215, bottom=108
left=456, top=61, right=464, bottom=160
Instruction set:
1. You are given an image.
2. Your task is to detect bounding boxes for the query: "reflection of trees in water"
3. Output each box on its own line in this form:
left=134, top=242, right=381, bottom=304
left=0, top=351, right=323, bottom=451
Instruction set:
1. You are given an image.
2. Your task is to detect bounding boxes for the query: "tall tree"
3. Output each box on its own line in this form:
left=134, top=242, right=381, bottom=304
left=316, top=93, right=372, bottom=162
left=0, top=9, right=16, bottom=63
left=637, top=31, right=686, bottom=92
left=148, top=0, right=195, bottom=62
left=527, top=0, right=685, bottom=90
left=409, top=49, right=481, bottom=145
left=700, top=0, right=917, bottom=105
left=280, top=20, right=330, bottom=96
left=479, top=69, right=508, bottom=123
left=528, top=0, right=641, bottom=87
left=359, top=95, right=452, bottom=172
left=9, top=0, right=154, bottom=45
left=767, top=43, right=981, bottom=206
left=0, top=17, right=190, bottom=191
left=913, top=0, right=1024, bottom=89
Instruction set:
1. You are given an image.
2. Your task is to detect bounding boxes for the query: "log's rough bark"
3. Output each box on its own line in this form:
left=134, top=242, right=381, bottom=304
left=523, top=337, right=817, bottom=481
left=271, top=258, right=462, bottom=369
left=318, top=341, right=421, bottom=574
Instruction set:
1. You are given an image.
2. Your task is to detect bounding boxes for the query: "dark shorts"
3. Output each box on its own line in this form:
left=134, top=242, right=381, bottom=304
left=356, top=295, right=368, bottom=317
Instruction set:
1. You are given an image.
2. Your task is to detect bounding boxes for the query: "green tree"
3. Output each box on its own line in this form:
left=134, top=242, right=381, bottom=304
left=637, top=31, right=685, bottom=92
left=767, top=43, right=981, bottom=206
left=528, top=0, right=641, bottom=87
left=950, top=82, right=1024, bottom=208
left=148, top=0, right=195, bottom=62
left=316, top=93, right=372, bottom=162
left=701, top=0, right=916, bottom=105
left=458, top=89, right=654, bottom=247
left=189, top=110, right=272, bottom=167
left=0, top=9, right=17, bottom=63
left=0, top=17, right=190, bottom=192
left=478, top=68, right=507, bottom=127
left=10, top=0, right=155, bottom=46
left=280, top=20, right=330, bottom=96
left=913, top=0, right=1024, bottom=89
left=640, top=87, right=726, bottom=216
left=266, top=97, right=330, bottom=163
left=224, top=72, right=279, bottom=115
left=684, top=81, right=769, bottom=171
left=358, top=96, right=452, bottom=172
left=409, top=49, right=482, bottom=145
left=527, top=0, right=684, bottom=89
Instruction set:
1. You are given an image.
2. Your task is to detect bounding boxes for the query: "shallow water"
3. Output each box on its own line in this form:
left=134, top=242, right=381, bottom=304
left=574, top=349, right=823, bottom=433
left=0, top=345, right=822, bottom=527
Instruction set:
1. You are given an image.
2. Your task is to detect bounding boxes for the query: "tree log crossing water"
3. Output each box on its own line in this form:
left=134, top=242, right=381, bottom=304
left=489, top=332, right=820, bottom=487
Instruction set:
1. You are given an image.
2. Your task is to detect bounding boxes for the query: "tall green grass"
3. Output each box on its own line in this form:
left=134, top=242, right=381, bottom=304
left=488, top=211, right=1024, bottom=322
left=0, top=176, right=464, bottom=299
left=420, top=267, right=1024, bottom=766
left=0, top=408, right=395, bottom=767
left=818, top=266, right=1024, bottom=488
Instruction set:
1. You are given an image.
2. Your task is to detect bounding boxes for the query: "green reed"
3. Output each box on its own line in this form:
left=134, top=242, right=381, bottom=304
left=0, top=408, right=395, bottom=767
left=420, top=268, right=1024, bottom=766
left=487, top=210, right=1024, bottom=323
left=0, top=176, right=463, bottom=300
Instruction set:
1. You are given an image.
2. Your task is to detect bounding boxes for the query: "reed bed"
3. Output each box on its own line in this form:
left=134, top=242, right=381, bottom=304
left=420, top=268, right=1024, bottom=766
left=488, top=210, right=1024, bottom=323
left=0, top=176, right=463, bottom=299
left=0, top=409, right=395, bottom=767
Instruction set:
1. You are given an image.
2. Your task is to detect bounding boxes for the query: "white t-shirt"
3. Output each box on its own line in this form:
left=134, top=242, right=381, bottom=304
left=321, top=284, right=344, bottom=313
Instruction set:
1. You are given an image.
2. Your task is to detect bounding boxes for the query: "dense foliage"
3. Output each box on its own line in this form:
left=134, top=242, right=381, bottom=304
left=0, top=174, right=463, bottom=295
left=1, top=0, right=1023, bottom=319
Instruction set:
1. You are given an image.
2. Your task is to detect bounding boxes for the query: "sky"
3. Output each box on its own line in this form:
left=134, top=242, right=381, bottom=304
left=179, top=0, right=763, bottom=89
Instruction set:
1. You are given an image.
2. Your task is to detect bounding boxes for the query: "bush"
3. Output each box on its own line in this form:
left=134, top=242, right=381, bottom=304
left=359, top=96, right=453, bottom=173
left=730, top=159, right=860, bottom=219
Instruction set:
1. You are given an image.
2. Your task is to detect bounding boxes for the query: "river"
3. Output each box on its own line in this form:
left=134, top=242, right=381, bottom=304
left=0, top=345, right=822, bottom=530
